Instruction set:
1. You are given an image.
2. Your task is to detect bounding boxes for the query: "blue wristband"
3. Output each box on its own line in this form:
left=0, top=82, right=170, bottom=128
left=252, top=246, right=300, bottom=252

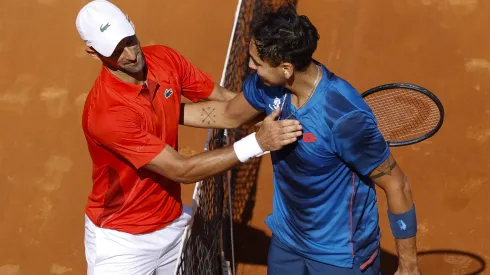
left=388, top=204, right=417, bottom=239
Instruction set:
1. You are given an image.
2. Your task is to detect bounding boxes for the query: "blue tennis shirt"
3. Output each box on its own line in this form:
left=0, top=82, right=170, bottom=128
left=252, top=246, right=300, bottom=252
left=243, top=63, right=390, bottom=269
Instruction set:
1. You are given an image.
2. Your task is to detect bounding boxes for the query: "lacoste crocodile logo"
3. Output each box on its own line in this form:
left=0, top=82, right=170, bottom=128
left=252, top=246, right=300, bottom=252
left=100, top=22, right=111, bottom=32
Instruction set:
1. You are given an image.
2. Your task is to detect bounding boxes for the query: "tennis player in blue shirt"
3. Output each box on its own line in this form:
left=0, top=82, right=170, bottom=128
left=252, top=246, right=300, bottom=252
left=182, top=3, right=421, bottom=275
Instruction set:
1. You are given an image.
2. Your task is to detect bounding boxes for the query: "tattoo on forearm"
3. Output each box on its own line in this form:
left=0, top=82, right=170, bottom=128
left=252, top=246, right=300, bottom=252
left=370, top=154, right=397, bottom=179
left=201, top=107, right=216, bottom=124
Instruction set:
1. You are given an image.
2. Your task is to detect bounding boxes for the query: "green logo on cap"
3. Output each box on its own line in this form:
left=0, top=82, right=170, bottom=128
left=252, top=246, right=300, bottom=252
left=100, top=22, right=111, bottom=32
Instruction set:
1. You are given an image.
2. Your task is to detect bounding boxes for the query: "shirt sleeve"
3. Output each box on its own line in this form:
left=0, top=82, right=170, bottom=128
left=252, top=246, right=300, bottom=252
left=331, top=110, right=390, bottom=176
left=88, top=106, right=166, bottom=169
left=242, top=73, right=267, bottom=111
left=168, top=48, right=215, bottom=102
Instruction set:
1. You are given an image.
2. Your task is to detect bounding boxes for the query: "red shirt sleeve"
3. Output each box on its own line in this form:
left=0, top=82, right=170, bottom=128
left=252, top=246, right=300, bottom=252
left=165, top=47, right=215, bottom=102
left=88, top=106, right=166, bottom=169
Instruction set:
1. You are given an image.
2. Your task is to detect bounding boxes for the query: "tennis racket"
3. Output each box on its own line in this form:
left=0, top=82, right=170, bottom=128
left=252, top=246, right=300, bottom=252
left=361, top=83, right=444, bottom=147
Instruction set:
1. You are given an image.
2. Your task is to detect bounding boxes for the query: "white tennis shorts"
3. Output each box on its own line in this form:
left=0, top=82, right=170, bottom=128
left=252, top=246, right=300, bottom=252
left=84, top=206, right=192, bottom=275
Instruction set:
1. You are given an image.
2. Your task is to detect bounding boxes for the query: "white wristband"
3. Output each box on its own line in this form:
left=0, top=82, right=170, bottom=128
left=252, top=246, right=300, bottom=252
left=233, top=132, right=264, bottom=163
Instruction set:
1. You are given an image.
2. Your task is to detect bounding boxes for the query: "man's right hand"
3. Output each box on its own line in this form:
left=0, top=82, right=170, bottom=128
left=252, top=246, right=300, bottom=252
left=256, top=108, right=303, bottom=152
left=145, top=108, right=302, bottom=184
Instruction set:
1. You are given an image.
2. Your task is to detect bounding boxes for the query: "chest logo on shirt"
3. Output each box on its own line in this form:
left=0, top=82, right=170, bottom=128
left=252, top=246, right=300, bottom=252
left=302, top=133, right=317, bottom=143
left=164, top=88, right=173, bottom=99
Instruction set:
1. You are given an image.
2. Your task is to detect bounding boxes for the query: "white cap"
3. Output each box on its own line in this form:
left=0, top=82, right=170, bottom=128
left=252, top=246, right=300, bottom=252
left=76, top=0, right=135, bottom=57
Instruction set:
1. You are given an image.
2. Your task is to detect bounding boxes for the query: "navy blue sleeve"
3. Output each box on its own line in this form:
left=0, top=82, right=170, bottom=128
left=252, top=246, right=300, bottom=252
left=242, top=73, right=267, bottom=111
left=331, top=110, right=390, bottom=176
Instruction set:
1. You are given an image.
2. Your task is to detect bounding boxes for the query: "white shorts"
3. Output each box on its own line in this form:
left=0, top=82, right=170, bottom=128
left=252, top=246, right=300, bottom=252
left=84, top=206, right=192, bottom=275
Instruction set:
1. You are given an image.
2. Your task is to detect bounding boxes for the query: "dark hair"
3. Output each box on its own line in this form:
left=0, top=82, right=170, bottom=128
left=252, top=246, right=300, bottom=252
left=251, top=2, right=320, bottom=72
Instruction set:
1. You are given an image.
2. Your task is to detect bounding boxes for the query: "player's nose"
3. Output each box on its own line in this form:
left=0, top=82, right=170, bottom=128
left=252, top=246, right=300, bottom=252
left=123, top=47, right=137, bottom=62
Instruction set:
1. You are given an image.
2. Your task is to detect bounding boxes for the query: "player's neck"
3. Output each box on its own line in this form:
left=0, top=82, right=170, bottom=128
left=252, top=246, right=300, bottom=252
left=285, top=62, right=322, bottom=107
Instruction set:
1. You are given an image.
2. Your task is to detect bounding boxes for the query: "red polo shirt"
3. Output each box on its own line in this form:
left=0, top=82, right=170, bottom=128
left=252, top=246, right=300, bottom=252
left=82, top=45, right=214, bottom=234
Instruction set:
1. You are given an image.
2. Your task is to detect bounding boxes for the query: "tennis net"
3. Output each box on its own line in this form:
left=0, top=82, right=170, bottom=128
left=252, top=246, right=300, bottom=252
left=175, top=1, right=297, bottom=274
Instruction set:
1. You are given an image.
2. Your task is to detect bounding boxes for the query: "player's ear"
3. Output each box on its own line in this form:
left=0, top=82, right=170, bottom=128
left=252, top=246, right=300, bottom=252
left=85, top=47, right=101, bottom=61
left=281, top=63, right=294, bottom=80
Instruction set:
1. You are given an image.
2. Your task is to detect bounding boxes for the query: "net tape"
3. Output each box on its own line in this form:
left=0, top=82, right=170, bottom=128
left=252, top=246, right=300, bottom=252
left=175, top=1, right=297, bottom=274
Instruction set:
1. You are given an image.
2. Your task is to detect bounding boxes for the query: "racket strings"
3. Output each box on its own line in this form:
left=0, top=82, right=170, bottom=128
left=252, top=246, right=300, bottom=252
left=364, top=88, right=441, bottom=142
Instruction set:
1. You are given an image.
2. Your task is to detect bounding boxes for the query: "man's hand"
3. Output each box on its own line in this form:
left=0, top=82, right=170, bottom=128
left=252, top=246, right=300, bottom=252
left=255, top=108, right=302, bottom=151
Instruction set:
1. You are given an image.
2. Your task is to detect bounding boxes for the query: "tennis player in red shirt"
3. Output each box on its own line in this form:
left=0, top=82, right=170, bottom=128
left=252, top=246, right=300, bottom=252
left=76, top=1, right=302, bottom=274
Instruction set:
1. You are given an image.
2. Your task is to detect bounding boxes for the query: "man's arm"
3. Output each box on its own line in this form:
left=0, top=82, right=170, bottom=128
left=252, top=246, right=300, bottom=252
left=146, top=144, right=240, bottom=184
left=368, top=154, right=420, bottom=274
left=201, top=84, right=239, bottom=101
left=332, top=110, right=420, bottom=274
left=148, top=108, right=301, bottom=183
left=180, top=92, right=263, bottom=129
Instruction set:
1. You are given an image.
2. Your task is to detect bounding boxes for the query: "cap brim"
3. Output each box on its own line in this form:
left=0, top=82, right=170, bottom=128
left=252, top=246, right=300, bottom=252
left=92, top=22, right=135, bottom=57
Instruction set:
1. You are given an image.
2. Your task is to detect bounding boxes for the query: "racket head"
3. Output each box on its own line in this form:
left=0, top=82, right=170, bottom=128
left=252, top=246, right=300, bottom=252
left=361, top=83, right=445, bottom=147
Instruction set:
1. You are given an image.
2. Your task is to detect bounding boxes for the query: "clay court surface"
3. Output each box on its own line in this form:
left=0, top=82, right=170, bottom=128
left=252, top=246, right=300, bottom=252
left=1, top=0, right=490, bottom=274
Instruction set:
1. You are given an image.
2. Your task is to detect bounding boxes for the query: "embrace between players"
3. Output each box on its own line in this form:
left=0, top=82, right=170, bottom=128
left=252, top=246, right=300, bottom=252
left=77, top=1, right=420, bottom=274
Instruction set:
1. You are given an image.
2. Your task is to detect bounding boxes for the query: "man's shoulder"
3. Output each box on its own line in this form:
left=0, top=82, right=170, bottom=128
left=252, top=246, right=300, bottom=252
left=323, top=74, right=374, bottom=128
left=85, top=77, right=126, bottom=109
left=83, top=87, right=140, bottom=128
left=142, top=44, right=173, bottom=54
left=243, top=72, right=285, bottom=97
left=243, top=73, right=289, bottom=112
left=243, top=72, right=260, bottom=88
left=142, top=44, right=184, bottom=63
left=142, top=45, right=189, bottom=80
